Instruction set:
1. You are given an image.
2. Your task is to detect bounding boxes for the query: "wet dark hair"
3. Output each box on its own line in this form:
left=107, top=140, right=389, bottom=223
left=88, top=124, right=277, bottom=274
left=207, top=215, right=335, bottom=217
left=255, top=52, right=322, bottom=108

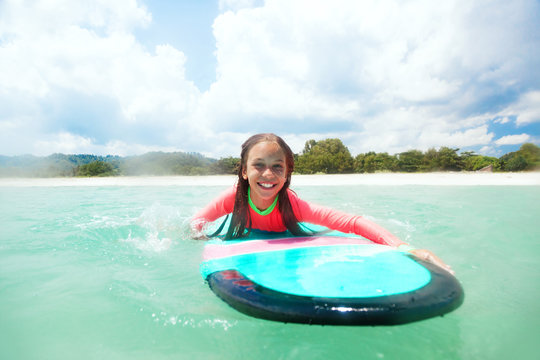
left=224, top=133, right=311, bottom=239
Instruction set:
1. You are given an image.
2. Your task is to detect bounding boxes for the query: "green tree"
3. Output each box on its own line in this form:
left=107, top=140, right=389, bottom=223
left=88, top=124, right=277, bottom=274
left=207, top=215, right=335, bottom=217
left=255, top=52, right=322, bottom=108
left=463, top=155, right=501, bottom=171
left=76, top=161, right=118, bottom=177
left=519, top=143, right=540, bottom=169
left=500, top=143, right=540, bottom=171
left=354, top=152, right=396, bottom=173
left=396, top=150, right=424, bottom=172
left=504, top=155, right=528, bottom=171
left=303, top=139, right=317, bottom=154
left=210, top=157, right=240, bottom=174
left=296, top=138, right=354, bottom=174
left=422, top=148, right=439, bottom=171
left=422, top=147, right=463, bottom=171
left=437, top=147, right=463, bottom=171
left=354, top=152, right=374, bottom=173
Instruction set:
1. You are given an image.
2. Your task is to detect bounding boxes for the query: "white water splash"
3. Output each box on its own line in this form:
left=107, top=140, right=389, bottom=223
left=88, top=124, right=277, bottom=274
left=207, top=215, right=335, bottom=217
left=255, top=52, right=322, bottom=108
left=160, top=313, right=237, bottom=330
left=136, top=203, right=184, bottom=233
left=121, top=230, right=172, bottom=252
left=120, top=203, right=188, bottom=252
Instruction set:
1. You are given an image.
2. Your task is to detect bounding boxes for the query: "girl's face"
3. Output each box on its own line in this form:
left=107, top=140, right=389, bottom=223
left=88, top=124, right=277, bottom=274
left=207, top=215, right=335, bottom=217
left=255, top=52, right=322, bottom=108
left=242, top=141, right=288, bottom=210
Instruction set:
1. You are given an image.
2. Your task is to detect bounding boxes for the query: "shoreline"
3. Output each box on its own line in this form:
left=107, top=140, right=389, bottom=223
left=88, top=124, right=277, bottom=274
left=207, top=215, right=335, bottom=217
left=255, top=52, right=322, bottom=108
left=1, top=172, right=539, bottom=187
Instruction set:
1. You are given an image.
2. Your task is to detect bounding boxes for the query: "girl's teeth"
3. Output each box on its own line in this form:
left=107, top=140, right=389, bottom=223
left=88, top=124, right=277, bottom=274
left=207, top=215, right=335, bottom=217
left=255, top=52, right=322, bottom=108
left=260, top=183, right=274, bottom=188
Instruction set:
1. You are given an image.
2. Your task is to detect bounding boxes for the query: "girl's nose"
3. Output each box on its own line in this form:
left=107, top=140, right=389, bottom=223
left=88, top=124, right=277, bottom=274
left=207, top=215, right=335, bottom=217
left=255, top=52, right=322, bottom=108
left=262, top=167, right=274, bottom=177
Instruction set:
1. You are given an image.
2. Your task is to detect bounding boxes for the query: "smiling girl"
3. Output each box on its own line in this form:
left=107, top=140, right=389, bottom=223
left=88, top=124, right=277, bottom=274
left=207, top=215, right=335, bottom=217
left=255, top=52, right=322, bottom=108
left=191, top=133, right=453, bottom=273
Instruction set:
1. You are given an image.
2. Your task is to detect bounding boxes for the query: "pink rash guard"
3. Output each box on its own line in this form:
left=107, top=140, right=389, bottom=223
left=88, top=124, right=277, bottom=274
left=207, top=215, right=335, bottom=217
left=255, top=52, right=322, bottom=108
left=191, top=186, right=405, bottom=247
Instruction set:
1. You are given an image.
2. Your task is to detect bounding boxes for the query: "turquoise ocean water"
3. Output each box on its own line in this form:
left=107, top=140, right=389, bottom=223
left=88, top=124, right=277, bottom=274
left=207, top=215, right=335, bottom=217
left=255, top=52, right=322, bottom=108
left=1, top=181, right=538, bottom=359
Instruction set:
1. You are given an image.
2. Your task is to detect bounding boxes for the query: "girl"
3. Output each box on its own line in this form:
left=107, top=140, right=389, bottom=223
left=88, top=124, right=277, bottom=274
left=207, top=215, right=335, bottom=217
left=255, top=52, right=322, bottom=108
left=191, top=133, right=453, bottom=274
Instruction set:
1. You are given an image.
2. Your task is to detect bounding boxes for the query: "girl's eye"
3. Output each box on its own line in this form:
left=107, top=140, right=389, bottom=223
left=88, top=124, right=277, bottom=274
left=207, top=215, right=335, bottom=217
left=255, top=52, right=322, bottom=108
left=250, top=162, right=284, bottom=174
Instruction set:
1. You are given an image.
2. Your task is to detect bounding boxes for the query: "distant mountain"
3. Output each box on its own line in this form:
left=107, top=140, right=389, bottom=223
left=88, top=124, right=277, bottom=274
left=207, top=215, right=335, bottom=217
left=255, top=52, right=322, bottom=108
left=0, top=152, right=239, bottom=177
left=1, top=141, right=537, bottom=177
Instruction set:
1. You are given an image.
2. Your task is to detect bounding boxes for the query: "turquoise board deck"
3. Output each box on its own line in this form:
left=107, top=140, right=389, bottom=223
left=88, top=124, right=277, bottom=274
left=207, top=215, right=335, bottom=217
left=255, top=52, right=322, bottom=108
left=201, top=235, right=464, bottom=325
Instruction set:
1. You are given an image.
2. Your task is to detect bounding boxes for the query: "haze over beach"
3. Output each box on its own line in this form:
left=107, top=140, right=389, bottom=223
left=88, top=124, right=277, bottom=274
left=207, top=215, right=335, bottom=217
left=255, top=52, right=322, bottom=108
left=0, top=0, right=539, bottom=159
left=1, top=172, right=539, bottom=187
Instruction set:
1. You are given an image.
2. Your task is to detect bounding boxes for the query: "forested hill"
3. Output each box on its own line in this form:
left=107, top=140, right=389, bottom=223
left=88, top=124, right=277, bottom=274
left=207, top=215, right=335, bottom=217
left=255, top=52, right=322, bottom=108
left=1, top=140, right=539, bottom=177
left=0, top=152, right=239, bottom=177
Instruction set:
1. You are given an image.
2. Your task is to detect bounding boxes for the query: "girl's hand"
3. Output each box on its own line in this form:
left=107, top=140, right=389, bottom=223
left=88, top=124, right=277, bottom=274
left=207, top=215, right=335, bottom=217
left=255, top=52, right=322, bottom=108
left=410, top=249, right=455, bottom=275
left=190, top=219, right=209, bottom=240
left=190, top=227, right=209, bottom=240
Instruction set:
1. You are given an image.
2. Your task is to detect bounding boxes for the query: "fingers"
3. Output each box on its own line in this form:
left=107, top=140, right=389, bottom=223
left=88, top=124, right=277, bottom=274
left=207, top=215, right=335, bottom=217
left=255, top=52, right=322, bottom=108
left=191, top=232, right=209, bottom=240
left=411, top=249, right=455, bottom=276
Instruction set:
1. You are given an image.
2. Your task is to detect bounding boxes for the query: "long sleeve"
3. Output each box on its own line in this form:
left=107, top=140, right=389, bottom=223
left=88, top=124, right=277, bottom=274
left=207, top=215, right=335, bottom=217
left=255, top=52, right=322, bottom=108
left=191, top=186, right=236, bottom=231
left=289, top=190, right=405, bottom=247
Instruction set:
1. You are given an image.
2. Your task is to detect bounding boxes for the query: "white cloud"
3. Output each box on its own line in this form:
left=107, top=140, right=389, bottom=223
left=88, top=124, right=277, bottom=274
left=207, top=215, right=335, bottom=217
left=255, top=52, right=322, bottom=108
left=34, top=132, right=96, bottom=155
left=204, top=0, right=539, bottom=153
left=0, top=0, right=200, bottom=155
left=100, top=140, right=184, bottom=157
left=31, top=132, right=188, bottom=157
left=494, top=117, right=511, bottom=124
left=495, top=134, right=531, bottom=146
left=0, top=0, right=539, bottom=158
left=496, top=91, right=540, bottom=126
left=219, top=0, right=261, bottom=12
left=479, top=146, right=496, bottom=156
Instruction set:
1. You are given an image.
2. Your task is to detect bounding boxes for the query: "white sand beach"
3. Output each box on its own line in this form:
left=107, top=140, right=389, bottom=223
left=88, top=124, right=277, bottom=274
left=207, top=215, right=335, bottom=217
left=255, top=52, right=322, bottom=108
left=1, top=172, right=539, bottom=187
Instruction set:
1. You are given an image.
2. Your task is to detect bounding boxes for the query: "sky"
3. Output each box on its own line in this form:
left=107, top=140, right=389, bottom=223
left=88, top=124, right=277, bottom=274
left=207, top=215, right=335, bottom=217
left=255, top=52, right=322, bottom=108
left=0, top=0, right=539, bottom=158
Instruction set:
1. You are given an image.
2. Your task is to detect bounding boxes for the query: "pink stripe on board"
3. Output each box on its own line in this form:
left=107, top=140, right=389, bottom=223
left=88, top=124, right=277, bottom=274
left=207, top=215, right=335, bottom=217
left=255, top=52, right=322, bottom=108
left=203, top=236, right=378, bottom=261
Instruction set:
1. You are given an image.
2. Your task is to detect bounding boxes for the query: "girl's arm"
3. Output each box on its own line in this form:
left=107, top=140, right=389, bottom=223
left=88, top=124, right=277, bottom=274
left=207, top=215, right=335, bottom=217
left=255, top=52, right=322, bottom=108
left=190, top=186, right=236, bottom=235
left=290, top=192, right=404, bottom=246
left=290, top=192, right=454, bottom=274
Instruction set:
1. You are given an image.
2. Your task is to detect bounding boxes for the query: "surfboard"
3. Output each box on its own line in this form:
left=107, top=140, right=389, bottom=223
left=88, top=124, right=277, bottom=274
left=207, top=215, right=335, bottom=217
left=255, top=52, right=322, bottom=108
left=200, top=234, right=464, bottom=325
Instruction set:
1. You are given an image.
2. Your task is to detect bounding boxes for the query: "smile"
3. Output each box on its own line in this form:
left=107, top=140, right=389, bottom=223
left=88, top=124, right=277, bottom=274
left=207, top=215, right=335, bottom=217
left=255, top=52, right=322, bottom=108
left=258, top=182, right=276, bottom=189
